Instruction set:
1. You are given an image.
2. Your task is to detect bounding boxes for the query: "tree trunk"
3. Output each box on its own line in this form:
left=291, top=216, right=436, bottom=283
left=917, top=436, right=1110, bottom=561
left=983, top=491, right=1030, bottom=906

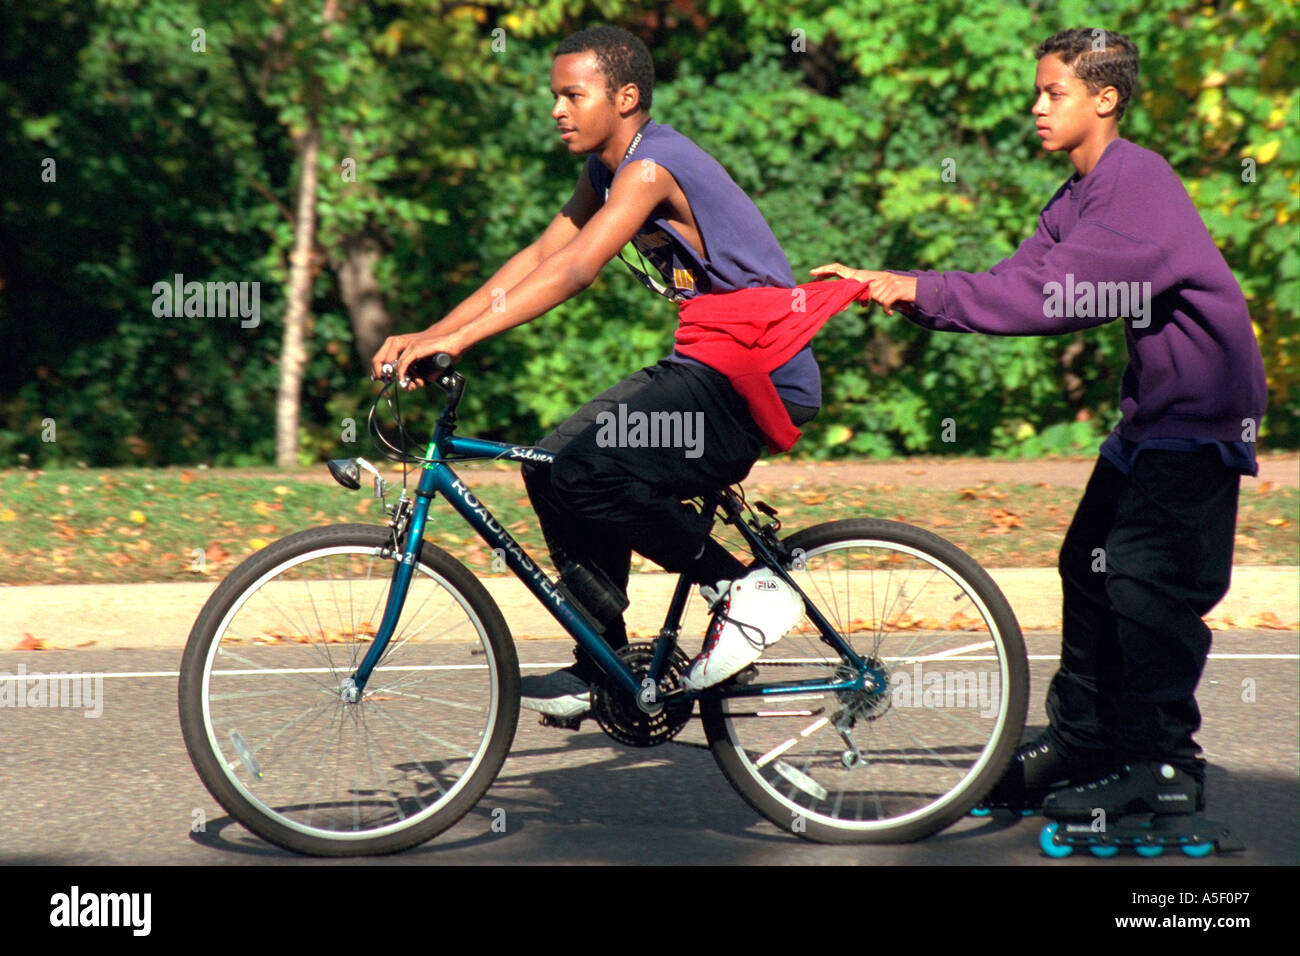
left=335, top=233, right=394, bottom=369
left=275, top=124, right=321, bottom=468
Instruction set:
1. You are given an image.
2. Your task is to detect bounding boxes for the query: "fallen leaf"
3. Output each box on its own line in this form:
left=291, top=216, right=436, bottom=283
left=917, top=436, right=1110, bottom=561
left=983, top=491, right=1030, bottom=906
left=15, top=634, right=50, bottom=650
left=1245, top=611, right=1294, bottom=630
left=987, top=508, right=1023, bottom=529
left=0, top=508, right=16, bottom=522
left=1265, top=518, right=1290, bottom=527
left=205, top=542, right=230, bottom=563
left=273, top=485, right=294, bottom=496
left=129, top=510, right=147, bottom=524
left=248, top=538, right=270, bottom=550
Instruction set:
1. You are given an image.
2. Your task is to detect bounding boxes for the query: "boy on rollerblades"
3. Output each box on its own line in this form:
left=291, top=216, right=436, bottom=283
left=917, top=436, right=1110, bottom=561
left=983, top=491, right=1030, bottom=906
left=812, top=28, right=1264, bottom=854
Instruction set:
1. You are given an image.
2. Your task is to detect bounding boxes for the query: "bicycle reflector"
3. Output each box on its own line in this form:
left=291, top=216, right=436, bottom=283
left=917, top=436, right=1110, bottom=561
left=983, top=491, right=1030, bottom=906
left=328, top=457, right=388, bottom=497
left=327, top=458, right=362, bottom=489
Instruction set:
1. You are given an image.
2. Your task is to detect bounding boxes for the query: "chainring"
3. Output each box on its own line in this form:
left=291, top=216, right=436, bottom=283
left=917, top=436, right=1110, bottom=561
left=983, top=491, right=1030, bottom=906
left=591, top=642, right=695, bottom=747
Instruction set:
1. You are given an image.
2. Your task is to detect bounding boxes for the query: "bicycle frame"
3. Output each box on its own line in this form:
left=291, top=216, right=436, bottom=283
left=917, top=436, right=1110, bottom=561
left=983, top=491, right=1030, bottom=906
left=349, top=380, right=880, bottom=707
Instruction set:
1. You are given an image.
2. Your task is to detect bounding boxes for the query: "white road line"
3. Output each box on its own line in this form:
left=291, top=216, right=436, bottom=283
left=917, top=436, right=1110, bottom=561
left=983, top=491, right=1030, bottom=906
left=0, top=654, right=1294, bottom=683
left=905, top=641, right=995, bottom=662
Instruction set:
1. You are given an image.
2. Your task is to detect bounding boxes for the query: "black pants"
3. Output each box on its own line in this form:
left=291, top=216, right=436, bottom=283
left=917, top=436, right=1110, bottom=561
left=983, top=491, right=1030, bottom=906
left=1048, top=449, right=1240, bottom=782
left=522, top=360, right=808, bottom=670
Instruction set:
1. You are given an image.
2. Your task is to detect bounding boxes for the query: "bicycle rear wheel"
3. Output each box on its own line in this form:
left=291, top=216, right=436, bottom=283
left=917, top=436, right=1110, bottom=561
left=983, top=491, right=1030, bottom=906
left=701, top=518, right=1027, bottom=843
left=178, top=523, right=519, bottom=856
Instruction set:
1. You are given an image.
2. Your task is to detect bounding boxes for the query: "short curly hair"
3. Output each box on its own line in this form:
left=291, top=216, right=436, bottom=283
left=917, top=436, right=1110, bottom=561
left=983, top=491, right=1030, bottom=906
left=1037, top=29, right=1139, bottom=120
left=555, top=26, right=654, bottom=112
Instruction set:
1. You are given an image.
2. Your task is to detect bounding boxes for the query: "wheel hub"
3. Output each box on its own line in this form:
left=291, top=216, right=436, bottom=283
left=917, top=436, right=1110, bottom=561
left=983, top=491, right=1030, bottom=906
left=834, top=659, right=893, bottom=722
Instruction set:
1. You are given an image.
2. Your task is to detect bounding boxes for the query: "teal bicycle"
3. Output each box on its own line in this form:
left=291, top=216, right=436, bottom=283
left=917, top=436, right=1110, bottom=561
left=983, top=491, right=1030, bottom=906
left=178, top=355, right=1028, bottom=856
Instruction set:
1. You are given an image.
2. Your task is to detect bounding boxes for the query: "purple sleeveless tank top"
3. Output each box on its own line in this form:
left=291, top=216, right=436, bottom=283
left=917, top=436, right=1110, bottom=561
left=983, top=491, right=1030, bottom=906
left=585, top=120, right=820, bottom=407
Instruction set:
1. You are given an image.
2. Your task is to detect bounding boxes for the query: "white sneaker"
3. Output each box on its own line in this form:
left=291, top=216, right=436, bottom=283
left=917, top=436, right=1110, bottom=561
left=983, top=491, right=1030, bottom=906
left=519, top=666, right=592, bottom=719
left=682, top=568, right=804, bottom=690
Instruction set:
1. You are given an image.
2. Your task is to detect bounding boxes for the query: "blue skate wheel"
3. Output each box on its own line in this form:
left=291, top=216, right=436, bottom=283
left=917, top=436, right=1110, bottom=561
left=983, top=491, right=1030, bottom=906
left=1039, top=823, right=1073, bottom=858
left=1182, top=842, right=1213, bottom=858
left=970, top=807, right=992, bottom=817
left=1020, top=809, right=1036, bottom=817
left=1135, top=845, right=1164, bottom=858
left=1088, top=844, right=1119, bottom=858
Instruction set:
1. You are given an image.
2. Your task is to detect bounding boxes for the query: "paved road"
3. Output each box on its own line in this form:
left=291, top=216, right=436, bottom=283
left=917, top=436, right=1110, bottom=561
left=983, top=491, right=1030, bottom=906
left=1, top=630, right=1294, bottom=865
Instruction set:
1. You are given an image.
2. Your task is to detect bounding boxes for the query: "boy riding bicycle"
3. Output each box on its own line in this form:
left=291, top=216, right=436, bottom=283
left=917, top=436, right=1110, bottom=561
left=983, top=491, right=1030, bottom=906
left=371, top=26, right=814, bottom=718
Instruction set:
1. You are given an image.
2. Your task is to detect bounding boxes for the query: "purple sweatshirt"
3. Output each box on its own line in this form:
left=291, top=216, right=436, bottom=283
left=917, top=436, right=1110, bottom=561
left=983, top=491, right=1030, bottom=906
left=900, top=138, right=1266, bottom=444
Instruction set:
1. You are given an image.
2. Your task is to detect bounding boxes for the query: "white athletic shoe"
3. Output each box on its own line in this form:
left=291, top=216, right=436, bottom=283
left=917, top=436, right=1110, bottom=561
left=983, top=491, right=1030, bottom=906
left=519, top=667, right=592, bottom=719
left=682, top=568, right=804, bottom=690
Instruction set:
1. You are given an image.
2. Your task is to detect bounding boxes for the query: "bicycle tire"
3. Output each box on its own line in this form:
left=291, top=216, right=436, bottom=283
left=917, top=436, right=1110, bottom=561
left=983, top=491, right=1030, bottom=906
left=701, top=518, right=1027, bottom=844
left=178, top=523, right=519, bottom=856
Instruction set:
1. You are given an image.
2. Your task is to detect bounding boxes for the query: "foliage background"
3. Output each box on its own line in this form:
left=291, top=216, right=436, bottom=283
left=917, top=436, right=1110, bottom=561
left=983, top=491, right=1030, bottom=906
left=2, top=0, right=1296, bottom=466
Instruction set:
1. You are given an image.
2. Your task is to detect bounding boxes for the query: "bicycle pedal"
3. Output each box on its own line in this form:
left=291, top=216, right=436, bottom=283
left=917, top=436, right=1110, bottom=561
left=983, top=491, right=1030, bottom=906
left=539, top=714, right=584, bottom=731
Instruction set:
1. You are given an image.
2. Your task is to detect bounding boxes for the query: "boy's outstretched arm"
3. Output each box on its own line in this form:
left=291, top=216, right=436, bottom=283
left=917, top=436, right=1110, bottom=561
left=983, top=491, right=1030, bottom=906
left=372, top=164, right=671, bottom=385
left=809, top=206, right=1176, bottom=336
left=808, top=264, right=916, bottom=316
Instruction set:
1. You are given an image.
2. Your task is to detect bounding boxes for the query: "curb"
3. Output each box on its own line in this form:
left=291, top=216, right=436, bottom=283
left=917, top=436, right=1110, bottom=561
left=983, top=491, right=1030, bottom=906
left=3, top=566, right=1297, bottom=651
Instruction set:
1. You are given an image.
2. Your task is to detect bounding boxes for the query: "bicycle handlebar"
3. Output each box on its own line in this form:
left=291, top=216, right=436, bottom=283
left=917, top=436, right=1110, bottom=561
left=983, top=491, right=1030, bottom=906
left=379, top=351, right=455, bottom=386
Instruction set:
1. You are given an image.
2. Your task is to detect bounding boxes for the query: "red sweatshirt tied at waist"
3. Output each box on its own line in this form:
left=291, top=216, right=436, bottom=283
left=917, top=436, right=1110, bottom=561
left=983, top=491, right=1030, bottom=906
left=674, top=278, right=873, bottom=452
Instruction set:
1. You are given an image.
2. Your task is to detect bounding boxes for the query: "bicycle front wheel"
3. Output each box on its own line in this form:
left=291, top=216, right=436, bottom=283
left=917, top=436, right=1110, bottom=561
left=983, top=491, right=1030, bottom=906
left=701, top=518, right=1027, bottom=844
left=178, top=523, right=519, bottom=856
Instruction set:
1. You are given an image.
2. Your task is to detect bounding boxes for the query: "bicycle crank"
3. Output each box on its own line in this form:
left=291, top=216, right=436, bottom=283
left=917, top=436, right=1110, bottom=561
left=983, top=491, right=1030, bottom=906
left=591, top=642, right=694, bottom=747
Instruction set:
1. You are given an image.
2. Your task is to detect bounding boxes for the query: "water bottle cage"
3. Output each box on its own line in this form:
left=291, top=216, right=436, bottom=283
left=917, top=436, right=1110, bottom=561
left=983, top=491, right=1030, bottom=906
left=559, top=561, right=630, bottom=628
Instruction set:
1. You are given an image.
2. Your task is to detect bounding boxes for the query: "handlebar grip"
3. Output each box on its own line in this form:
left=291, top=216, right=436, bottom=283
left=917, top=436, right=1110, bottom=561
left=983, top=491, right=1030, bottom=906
left=382, top=353, right=454, bottom=383
left=408, top=352, right=454, bottom=382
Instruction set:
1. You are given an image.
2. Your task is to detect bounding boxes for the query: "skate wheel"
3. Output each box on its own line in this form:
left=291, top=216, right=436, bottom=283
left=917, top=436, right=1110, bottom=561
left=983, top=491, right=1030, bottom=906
left=970, top=807, right=992, bottom=817
left=1039, top=823, right=1073, bottom=858
left=1019, top=809, right=1036, bottom=817
left=1135, top=845, right=1164, bottom=858
left=1182, top=843, right=1213, bottom=858
left=1088, top=844, right=1119, bottom=858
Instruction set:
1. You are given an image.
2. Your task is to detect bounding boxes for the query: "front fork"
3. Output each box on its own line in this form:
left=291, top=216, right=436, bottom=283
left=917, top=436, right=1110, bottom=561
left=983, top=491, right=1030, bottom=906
left=341, top=487, right=425, bottom=698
